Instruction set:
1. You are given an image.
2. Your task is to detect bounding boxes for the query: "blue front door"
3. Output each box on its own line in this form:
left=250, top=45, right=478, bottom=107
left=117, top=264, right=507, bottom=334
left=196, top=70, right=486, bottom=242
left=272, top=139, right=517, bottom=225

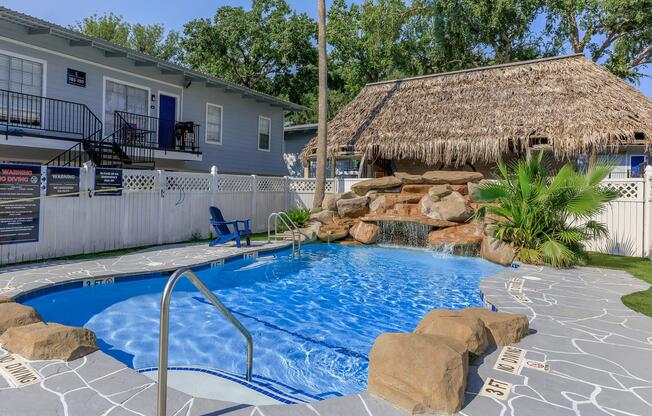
left=158, top=95, right=176, bottom=149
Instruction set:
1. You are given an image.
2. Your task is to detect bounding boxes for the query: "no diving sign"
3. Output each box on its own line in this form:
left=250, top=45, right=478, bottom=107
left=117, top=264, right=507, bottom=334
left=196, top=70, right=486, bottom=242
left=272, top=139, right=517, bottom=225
left=0, top=353, right=42, bottom=387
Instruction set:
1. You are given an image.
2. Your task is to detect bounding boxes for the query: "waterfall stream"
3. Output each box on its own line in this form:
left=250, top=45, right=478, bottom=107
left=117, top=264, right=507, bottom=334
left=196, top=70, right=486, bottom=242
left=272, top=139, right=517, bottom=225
left=377, top=220, right=430, bottom=247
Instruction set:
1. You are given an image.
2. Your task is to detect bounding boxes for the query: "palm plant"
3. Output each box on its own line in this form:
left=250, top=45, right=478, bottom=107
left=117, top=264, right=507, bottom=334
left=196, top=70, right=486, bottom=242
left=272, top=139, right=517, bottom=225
left=474, top=151, right=619, bottom=267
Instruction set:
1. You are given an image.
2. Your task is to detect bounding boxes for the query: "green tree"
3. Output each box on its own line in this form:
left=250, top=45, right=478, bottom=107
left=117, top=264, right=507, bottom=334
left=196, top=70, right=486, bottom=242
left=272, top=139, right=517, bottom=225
left=432, top=0, right=546, bottom=64
left=546, top=0, right=652, bottom=81
left=475, top=152, right=618, bottom=267
left=327, top=0, right=410, bottom=98
left=181, top=0, right=317, bottom=97
left=73, top=13, right=129, bottom=47
left=73, top=14, right=181, bottom=61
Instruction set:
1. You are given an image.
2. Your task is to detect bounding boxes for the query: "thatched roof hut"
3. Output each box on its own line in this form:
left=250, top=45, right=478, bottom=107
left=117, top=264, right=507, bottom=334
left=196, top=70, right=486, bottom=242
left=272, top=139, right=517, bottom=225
left=300, top=54, right=652, bottom=169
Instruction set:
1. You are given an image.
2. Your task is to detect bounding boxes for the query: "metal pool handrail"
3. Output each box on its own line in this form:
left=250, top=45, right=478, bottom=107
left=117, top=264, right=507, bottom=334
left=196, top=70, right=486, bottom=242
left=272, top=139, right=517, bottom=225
left=157, top=266, right=253, bottom=416
left=267, top=211, right=301, bottom=255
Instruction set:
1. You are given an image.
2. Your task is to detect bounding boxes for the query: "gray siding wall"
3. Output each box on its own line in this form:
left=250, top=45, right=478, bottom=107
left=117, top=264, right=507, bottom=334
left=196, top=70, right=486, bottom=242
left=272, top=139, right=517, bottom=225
left=0, top=21, right=288, bottom=175
left=284, top=130, right=314, bottom=177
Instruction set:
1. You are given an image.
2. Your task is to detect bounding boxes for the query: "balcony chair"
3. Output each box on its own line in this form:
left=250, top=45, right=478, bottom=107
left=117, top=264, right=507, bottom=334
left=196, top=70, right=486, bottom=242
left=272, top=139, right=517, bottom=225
left=209, top=206, right=251, bottom=248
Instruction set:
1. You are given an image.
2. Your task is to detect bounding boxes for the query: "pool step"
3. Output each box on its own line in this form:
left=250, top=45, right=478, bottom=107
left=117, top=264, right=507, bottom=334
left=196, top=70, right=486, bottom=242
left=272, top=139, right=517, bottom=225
left=138, top=366, right=321, bottom=405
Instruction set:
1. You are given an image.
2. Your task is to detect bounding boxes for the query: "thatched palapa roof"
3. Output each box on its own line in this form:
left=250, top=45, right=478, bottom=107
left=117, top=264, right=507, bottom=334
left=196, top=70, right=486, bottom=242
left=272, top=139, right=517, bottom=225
left=301, top=54, right=652, bottom=166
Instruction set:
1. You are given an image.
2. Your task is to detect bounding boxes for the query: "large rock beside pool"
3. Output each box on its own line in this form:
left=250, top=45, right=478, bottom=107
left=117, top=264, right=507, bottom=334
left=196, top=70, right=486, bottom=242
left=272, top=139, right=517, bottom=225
left=394, top=172, right=426, bottom=184
left=321, top=192, right=355, bottom=211
left=480, top=235, right=516, bottom=266
left=310, top=209, right=338, bottom=224
left=427, top=223, right=484, bottom=247
left=349, top=221, right=380, bottom=244
left=337, top=196, right=369, bottom=218
left=414, top=309, right=489, bottom=355
left=0, top=296, right=13, bottom=304
left=461, top=308, right=529, bottom=346
left=0, top=303, right=42, bottom=335
left=0, top=322, right=98, bottom=361
left=368, top=333, right=467, bottom=415
left=351, top=176, right=403, bottom=196
left=421, top=191, right=473, bottom=222
left=422, top=171, right=483, bottom=185
left=317, top=225, right=350, bottom=242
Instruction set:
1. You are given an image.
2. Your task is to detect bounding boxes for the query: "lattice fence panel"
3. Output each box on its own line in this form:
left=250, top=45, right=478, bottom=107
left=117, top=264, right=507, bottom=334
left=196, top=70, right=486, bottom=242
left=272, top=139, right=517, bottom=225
left=123, top=171, right=158, bottom=190
left=289, top=179, right=336, bottom=193
left=215, top=175, right=253, bottom=192
left=165, top=174, right=212, bottom=192
left=257, top=176, right=285, bottom=192
left=601, top=181, right=643, bottom=201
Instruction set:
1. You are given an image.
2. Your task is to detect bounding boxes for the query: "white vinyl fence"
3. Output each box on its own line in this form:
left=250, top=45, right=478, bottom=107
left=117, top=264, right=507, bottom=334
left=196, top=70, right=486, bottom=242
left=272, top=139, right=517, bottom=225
left=1, top=164, right=651, bottom=265
left=0, top=165, right=362, bottom=265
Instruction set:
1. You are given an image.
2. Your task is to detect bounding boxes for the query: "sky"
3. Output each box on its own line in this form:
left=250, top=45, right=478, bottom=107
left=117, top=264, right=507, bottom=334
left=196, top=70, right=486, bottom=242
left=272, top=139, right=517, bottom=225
left=3, top=0, right=651, bottom=97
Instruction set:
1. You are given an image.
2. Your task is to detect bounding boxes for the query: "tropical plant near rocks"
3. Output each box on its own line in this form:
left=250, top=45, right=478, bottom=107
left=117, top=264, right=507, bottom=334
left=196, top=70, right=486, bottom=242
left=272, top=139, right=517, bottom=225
left=474, top=152, right=618, bottom=267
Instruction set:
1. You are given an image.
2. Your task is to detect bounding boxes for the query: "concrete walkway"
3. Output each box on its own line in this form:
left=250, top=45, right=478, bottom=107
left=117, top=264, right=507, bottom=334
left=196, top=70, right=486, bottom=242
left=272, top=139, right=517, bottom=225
left=0, top=243, right=651, bottom=416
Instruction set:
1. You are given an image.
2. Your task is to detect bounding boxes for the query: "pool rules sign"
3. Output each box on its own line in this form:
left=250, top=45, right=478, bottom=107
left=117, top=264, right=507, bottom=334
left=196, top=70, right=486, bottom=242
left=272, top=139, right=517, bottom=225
left=0, top=164, right=41, bottom=244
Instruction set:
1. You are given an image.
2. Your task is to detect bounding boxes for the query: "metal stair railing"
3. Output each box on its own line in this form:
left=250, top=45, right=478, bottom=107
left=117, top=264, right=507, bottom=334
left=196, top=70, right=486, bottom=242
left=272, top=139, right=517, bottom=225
left=157, top=266, right=253, bottom=416
left=267, top=211, right=301, bottom=255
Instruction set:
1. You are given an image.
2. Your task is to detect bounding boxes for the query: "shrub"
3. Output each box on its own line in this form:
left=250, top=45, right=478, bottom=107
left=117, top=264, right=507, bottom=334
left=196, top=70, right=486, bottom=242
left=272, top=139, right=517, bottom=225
left=474, top=151, right=618, bottom=267
left=284, top=208, right=311, bottom=228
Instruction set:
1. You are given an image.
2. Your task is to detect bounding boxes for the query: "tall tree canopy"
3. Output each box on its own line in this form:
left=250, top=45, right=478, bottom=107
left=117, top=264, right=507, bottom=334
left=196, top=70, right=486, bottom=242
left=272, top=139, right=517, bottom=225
left=181, top=0, right=317, bottom=98
left=73, top=13, right=181, bottom=61
left=73, top=1, right=652, bottom=123
left=546, top=0, right=652, bottom=81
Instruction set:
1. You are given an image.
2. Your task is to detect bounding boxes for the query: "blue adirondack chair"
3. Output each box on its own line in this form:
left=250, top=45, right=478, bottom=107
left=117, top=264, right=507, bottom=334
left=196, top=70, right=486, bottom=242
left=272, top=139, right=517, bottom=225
left=209, top=206, right=251, bottom=248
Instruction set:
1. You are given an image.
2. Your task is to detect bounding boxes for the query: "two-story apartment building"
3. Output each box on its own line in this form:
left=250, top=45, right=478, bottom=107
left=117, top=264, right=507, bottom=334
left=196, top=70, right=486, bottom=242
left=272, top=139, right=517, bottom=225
left=0, top=7, right=304, bottom=175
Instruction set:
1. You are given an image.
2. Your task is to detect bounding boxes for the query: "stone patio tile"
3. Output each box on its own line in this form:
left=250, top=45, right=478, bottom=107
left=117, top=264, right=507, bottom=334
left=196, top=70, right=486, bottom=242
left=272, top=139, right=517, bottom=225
left=74, top=351, right=129, bottom=382
left=187, top=398, right=252, bottom=416
left=120, top=383, right=191, bottom=416
left=42, top=370, right=87, bottom=393
left=359, top=392, right=406, bottom=416
left=104, top=407, right=142, bottom=416
left=89, top=368, right=154, bottom=396
left=66, top=387, right=114, bottom=416
left=509, top=395, right=576, bottom=416
left=258, top=403, right=317, bottom=416
left=575, top=403, right=616, bottom=416
left=595, top=386, right=652, bottom=416
left=311, top=394, right=370, bottom=415
left=460, top=394, right=506, bottom=415
left=574, top=339, right=652, bottom=380
left=0, top=383, right=65, bottom=416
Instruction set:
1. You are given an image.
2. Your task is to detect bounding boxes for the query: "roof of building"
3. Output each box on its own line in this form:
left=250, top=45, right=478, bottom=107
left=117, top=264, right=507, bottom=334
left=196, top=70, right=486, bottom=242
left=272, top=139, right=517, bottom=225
left=301, top=54, right=652, bottom=165
left=284, top=123, right=318, bottom=134
left=0, top=6, right=305, bottom=112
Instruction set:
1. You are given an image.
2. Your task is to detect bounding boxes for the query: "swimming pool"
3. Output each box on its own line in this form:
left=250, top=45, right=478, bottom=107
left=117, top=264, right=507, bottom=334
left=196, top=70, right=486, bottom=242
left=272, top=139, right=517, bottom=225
left=22, top=244, right=502, bottom=400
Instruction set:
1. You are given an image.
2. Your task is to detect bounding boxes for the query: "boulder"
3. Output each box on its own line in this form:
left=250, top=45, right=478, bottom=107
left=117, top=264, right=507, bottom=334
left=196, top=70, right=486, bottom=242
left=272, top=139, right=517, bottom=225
left=426, top=185, right=453, bottom=200
left=310, top=210, right=338, bottom=225
left=351, top=176, right=403, bottom=196
left=402, top=184, right=433, bottom=194
left=0, top=303, right=42, bottom=336
left=317, top=225, right=350, bottom=242
left=414, top=310, right=489, bottom=355
left=0, top=322, right=98, bottom=361
left=394, top=172, right=426, bottom=184
left=368, top=333, right=467, bottom=415
left=427, top=223, right=484, bottom=247
left=349, top=221, right=380, bottom=244
left=300, top=222, right=321, bottom=243
left=450, top=184, right=468, bottom=195
left=422, top=171, right=484, bottom=185
left=421, top=191, right=473, bottom=222
left=369, top=195, right=386, bottom=213
left=337, top=196, right=369, bottom=218
left=0, top=296, right=13, bottom=304
left=322, top=193, right=342, bottom=211
left=480, top=235, right=515, bottom=266
left=460, top=308, right=529, bottom=346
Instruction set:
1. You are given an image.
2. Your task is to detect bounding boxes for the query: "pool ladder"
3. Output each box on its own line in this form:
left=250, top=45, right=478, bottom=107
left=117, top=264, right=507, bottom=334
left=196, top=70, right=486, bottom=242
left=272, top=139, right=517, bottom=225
left=156, top=266, right=253, bottom=416
left=267, top=211, right=301, bottom=256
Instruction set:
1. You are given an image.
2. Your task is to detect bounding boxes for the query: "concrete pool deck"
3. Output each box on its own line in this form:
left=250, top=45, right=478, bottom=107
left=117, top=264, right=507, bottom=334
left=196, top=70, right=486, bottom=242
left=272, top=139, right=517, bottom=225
left=0, top=243, right=651, bottom=416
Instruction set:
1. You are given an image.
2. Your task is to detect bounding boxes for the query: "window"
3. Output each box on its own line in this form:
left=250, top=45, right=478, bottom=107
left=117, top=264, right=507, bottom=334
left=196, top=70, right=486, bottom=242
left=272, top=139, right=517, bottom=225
left=104, top=79, right=149, bottom=134
left=258, top=116, right=271, bottom=151
left=630, top=155, right=647, bottom=177
left=0, top=53, right=44, bottom=125
left=205, top=103, right=223, bottom=144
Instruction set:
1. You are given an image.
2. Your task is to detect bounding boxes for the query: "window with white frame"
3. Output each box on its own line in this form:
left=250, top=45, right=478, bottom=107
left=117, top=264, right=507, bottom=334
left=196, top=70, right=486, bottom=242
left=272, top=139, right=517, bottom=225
left=205, top=103, right=222, bottom=144
left=258, top=116, right=271, bottom=151
left=0, top=53, right=44, bottom=125
left=104, top=79, right=149, bottom=135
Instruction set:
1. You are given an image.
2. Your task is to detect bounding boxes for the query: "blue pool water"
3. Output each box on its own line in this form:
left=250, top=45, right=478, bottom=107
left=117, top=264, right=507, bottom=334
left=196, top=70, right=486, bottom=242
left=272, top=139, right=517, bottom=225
left=23, top=244, right=502, bottom=399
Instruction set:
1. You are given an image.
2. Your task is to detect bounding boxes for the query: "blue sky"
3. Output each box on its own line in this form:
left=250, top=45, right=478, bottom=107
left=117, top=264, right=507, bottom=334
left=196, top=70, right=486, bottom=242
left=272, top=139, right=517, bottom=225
left=4, top=0, right=651, bottom=97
